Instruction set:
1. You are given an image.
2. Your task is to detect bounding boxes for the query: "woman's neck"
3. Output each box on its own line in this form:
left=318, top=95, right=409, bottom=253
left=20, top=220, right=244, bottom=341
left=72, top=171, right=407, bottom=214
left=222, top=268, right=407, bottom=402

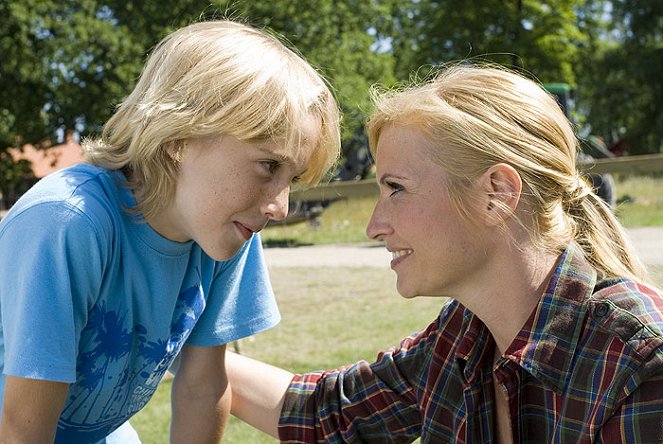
left=460, top=242, right=561, bottom=355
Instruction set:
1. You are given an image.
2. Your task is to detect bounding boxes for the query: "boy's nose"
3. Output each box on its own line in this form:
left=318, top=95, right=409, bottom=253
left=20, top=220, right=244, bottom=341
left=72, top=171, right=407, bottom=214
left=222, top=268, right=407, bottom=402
left=265, top=186, right=290, bottom=221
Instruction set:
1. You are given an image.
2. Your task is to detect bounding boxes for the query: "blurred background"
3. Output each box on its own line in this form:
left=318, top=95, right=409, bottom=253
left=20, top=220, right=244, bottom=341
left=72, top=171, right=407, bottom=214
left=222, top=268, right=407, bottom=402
left=2, top=0, right=662, bottom=211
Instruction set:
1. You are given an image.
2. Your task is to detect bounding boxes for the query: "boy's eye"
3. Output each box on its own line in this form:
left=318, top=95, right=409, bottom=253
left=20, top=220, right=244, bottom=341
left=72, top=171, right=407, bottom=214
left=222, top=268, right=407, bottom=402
left=261, top=160, right=279, bottom=174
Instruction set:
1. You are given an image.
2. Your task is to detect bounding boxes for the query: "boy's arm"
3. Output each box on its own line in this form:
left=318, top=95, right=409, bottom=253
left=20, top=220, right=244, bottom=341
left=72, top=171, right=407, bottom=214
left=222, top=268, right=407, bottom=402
left=0, top=376, right=69, bottom=443
left=225, top=351, right=294, bottom=438
left=170, top=344, right=230, bottom=444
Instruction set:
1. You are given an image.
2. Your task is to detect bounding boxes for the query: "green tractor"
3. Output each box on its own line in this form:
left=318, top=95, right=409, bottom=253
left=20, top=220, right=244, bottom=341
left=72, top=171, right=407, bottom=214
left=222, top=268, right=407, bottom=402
left=544, top=83, right=617, bottom=208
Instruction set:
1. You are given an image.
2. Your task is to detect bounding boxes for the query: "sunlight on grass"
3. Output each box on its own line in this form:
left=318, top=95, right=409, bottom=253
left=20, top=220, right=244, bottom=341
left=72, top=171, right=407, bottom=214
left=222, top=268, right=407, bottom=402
left=614, top=174, right=663, bottom=227
left=261, top=196, right=377, bottom=246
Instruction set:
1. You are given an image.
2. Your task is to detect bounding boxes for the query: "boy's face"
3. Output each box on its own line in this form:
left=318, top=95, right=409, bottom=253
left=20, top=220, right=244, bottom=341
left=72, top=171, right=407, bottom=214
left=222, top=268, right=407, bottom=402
left=148, top=117, right=320, bottom=261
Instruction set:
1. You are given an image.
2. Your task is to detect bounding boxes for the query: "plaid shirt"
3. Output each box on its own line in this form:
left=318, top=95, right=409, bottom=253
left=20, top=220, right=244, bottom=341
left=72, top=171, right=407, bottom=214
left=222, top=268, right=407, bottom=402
left=279, top=244, right=663, bottom=443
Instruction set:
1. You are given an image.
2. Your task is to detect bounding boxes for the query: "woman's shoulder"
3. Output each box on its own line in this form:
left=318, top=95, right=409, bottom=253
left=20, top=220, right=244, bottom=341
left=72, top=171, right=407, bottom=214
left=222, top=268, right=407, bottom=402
left=588, top=278, right=663, bottom=362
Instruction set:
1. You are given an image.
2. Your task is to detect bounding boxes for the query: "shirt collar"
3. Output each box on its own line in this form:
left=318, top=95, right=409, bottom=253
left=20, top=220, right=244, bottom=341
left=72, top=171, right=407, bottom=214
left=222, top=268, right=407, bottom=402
left=505, top=242, right=597, bottom=393
left=454, top=243, right=597, bottom=390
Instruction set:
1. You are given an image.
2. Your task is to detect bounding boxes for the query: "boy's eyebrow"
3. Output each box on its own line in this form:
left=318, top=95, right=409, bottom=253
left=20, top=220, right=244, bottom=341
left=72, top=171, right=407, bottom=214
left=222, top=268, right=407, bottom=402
left=257, top=146, right=308, bottom=176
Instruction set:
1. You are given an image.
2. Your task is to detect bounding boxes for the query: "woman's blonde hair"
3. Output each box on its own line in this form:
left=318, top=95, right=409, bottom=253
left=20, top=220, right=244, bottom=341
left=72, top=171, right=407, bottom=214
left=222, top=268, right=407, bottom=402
left=84, top=20, right=340, bottom=220
left=367, top=64, right=646, bottom=282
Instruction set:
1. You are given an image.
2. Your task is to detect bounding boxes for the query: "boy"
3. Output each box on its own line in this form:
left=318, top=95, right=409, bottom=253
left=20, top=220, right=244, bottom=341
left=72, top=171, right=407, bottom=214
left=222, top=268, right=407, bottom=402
left=0, top=20, right=339, bottom=443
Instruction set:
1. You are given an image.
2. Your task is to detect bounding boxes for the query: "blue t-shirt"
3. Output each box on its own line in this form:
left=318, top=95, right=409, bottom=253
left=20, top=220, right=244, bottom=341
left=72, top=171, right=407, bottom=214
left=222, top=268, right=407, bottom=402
left=0, top=164, right=280, bottom=442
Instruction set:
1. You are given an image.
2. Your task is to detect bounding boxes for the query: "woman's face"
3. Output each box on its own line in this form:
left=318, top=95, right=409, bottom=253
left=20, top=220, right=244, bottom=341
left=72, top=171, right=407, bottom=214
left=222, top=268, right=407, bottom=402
left=366, top=124, right=490, bottom=298
left=148, top=117, right=320, bottom=261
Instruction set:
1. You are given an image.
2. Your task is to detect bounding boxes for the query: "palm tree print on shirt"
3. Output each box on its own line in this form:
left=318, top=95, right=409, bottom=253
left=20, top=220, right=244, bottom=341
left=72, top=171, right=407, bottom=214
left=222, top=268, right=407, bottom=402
left=59, top=282, right=206, bottom=431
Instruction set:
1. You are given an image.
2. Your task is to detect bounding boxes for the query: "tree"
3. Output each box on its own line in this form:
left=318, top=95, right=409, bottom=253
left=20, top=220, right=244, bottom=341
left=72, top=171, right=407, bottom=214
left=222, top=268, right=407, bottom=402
left=576, top=0, right=663, bottom=153
left=0, top=0, right=147, bottom=147
left=388, top=0, right=584, bottom=84
left=0, top=0, right=395, bottom=197
left=220, top=0, right=396, bottom=142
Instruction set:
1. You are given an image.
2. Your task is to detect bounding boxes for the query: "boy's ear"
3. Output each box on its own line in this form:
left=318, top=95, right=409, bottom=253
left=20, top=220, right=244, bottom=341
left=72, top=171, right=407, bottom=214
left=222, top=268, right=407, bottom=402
left=477, top=163, right=522, bottom=226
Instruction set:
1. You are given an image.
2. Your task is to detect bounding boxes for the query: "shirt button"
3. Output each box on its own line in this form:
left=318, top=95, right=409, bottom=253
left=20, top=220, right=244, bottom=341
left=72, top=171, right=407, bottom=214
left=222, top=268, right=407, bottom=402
left=594, top=302, right=610, bottom=318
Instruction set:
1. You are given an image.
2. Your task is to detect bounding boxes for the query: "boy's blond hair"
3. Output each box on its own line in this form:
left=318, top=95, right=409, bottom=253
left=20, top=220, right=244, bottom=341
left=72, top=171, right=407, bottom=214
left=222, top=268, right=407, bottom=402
left=84, top=20, right=340, bottom=220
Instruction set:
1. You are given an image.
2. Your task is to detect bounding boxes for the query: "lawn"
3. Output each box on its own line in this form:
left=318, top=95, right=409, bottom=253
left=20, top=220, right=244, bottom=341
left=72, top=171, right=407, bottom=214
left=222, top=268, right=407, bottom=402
left=131, top=173, right=663, bottom=442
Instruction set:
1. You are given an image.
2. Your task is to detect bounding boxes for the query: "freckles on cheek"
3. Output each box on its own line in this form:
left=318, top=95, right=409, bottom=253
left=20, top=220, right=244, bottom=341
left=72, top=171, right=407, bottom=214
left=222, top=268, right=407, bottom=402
left=244, top=183, right=265, bottom=201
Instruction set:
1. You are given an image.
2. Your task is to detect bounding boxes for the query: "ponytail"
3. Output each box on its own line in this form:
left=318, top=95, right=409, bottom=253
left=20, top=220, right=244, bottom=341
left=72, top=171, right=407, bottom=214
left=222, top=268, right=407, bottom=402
left=565, top=178, right=647, bottom=282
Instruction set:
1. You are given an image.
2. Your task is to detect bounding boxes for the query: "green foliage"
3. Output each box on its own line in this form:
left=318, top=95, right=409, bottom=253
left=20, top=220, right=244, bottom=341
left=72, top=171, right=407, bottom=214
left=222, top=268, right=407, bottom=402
left=223, top=0, right=397, bottom=141
left=388, top=0, right=583, bottom=84
left=0, top=152, right=32, bottom=208
left=1, top=0, right=662, bottom=201
left=575, top=0, right=663, bottom=153
left=0, top=0, right=145, bottom=147
left=0, top=0, right=395, bottom=147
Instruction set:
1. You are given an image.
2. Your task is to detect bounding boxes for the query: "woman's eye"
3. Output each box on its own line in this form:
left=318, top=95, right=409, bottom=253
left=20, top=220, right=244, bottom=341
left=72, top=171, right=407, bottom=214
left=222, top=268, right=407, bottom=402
left=386, top=181, right=403, bottom=196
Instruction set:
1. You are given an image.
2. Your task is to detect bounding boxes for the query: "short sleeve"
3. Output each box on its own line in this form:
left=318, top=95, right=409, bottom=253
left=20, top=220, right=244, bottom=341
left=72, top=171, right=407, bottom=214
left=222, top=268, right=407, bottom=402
left=0, top=202, right=106, bottom=383
left=186, top=233, right=280, bottom=346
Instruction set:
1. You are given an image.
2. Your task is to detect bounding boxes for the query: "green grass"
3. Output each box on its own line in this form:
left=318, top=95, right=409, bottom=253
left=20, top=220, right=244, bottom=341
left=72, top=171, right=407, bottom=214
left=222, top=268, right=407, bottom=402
left=261, top=196, right=377, bottom=247
left=613, top=174, right=663, bottom=227
left=262, top=174, right=663, bottom=247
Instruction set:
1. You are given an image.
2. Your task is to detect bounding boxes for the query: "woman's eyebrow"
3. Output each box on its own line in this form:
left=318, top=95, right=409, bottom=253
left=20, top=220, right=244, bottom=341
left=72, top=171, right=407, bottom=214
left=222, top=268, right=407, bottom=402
left=378, top=173, right=407, bottom=186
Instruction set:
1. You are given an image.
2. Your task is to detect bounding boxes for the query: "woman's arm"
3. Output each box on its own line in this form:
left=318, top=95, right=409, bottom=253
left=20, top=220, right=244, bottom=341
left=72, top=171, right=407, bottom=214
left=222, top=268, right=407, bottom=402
left=0, top=376, right=69, bottom=443
left=225, top=351, right=294, bottom=438
left=170, top=344, right=231, bottom=444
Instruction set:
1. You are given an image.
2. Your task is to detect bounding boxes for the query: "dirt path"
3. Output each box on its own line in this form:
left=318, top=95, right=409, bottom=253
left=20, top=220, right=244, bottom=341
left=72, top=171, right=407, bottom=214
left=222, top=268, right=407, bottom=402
left=264, top=227, right=663, bottom=268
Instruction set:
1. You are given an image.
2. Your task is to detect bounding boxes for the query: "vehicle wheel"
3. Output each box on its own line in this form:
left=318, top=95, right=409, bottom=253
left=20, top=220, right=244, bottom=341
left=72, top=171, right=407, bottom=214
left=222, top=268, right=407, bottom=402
left=587, top=173, right=617, bottom=209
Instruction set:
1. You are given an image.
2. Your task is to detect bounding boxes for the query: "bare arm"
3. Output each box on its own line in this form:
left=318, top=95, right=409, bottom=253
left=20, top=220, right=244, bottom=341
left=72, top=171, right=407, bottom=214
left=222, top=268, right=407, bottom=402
left=225, top=351, right=294, bottom=438
left=0, top=376, right=69, bottom=443
left=170, top=344, right=230, bottom=444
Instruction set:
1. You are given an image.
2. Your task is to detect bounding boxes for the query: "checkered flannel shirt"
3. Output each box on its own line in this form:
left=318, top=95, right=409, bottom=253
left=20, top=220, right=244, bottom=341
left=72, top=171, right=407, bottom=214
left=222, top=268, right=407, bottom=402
left=279, top=244, right=663, bottom=443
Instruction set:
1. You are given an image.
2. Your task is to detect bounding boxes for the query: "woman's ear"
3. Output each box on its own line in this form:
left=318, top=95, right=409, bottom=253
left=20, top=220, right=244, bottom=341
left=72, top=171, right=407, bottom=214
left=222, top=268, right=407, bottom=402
left=477, top=163, right=522, bottom=226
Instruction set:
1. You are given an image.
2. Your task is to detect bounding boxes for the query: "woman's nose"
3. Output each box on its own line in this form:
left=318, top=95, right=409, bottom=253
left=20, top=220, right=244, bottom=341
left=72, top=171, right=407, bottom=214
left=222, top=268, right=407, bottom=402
left=365, top=202, right=390, bottom=240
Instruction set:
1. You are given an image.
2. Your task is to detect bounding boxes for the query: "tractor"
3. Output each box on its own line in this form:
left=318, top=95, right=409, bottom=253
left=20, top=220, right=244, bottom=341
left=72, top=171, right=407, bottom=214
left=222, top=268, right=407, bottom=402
left=544, top=83, right=617, bottom=208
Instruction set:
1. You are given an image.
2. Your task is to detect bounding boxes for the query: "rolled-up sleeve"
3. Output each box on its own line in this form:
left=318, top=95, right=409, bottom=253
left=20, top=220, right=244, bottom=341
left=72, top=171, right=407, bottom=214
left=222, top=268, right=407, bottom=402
left=279, top=320, right=442, bottom=443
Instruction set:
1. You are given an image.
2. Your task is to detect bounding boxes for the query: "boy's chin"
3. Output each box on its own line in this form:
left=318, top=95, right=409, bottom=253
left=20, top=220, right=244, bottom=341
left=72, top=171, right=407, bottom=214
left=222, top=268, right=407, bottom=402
left=203, top=243, right=244, bottom=262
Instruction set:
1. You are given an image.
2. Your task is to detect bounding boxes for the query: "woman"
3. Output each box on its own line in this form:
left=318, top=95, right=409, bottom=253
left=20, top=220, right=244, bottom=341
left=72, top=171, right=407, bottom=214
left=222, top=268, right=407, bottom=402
left=227, top=65, right=663, bottom=443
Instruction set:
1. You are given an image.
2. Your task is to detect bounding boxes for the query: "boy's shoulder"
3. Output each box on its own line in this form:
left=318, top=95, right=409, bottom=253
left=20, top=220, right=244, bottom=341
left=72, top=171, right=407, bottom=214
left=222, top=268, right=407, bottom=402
left=2, top=164, right=130, bottom=233
left=32, top=162, right=117, bottom=197
left=11, top=164, right=125, bottom=213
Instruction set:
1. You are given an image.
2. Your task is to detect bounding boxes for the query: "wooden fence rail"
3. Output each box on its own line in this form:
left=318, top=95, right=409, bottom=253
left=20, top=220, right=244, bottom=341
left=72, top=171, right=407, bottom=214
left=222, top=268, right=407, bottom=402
left=290, top=153, right=663, bottom=202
